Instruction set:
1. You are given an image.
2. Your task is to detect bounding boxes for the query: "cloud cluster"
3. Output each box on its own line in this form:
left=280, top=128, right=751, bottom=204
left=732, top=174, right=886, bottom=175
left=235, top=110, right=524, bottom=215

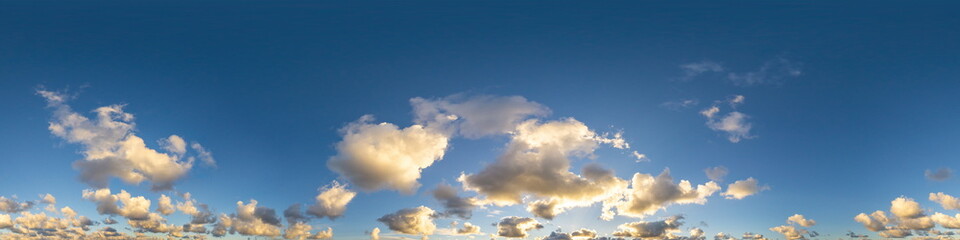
left=39, top=90, right=215, bottom=191
left=770, top=214, right=817, bottom=240
left=855, top=196, right=940, bottom=238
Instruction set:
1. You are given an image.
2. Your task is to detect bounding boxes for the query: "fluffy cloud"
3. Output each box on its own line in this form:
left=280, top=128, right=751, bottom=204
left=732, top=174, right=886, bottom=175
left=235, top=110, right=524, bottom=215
left=306, top=181, right=356, bottom=220
left=722, top=178, right=769, bottom=200
left=700, top=95, right=754, bottom=143
left=327, top=115, right=449, bottom=194
left=157, top=194, right=175, bottom=215
left=457, top=222, right=481, bottom=235
left=459, top=118, right=629, bottom=219
left=377, top=206, right=437, bottom=235
left=176, top=192, right=216, bottom=225
left=283, top=222, right=333, bottom=240
left=214, top=200, right=282, bottom=237
left=570, top=228, right=597, bottom=239
left=931, top=192, right=960, bottom=210
left=612, top=215, right=684, bottom=238
left=496, top=216, right=543, bottom=238
left=39, top=90, right=215, bottom=190
left=855, top=197, right=937, bottom=238
left=704, top=166, right=729, bottom=182
left=371, top=227, right=381, bottom=240
left=787, top=214, right=817, bottom=227
left=432, top=183, right=479, bottom=219
left=410, top=94, right=549, bottom=138
left=613, top=169, right=720, bottom=218
left=81, top=189, right=152, bottom=220
left=771, top=214, right=817, bottom=240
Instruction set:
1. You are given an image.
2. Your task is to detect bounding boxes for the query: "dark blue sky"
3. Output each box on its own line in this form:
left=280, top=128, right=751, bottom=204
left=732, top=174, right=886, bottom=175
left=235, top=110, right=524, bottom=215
left=1, top=1, right=960, bottom=239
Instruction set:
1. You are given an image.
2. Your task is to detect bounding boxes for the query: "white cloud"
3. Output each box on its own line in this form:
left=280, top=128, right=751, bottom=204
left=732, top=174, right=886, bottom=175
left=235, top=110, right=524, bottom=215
left=613, top=169, right=720, bottom=218
left=787, top=214, right=817, bottom=227
left=377, top=206, right=437, bottom=236
left=81, top=189, right=152, bottom=221
left=306, top=181, right=357, bottom=220
left=457, top=222, right=481, bottom=235
left=327, top=115, right=449, bottom=194
left=156, top=194, right=175, bottom=215
left=931, top=192, right=960, bottom=210
left=722, top=178, right=769, bottom=200
left=39, top=90, right=214, bottom=190
left=227, top=200, right=282, bottom=237
left=700, top=96, right=755, bottom=143
left=854, top=197, right=939, bottom=238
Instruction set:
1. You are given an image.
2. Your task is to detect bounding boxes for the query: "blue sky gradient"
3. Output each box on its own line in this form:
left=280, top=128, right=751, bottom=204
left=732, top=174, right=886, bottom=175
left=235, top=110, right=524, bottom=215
left=2, top=1, right=960, bottom=240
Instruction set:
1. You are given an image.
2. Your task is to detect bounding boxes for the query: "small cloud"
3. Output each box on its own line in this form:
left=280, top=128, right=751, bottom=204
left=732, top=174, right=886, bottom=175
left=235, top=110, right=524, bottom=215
left=704, top=166, right=729, bottom=182
left=926, top=168, right=953, bottom=181
left=631, top=151, right=650, bottom=162
left=661, top=99, right=700, bottom=111
left=727, top=57, right=802, bottom=86
left=701, top=96, right=755, bottom=143
left=678, top=61, right=725, bottom=81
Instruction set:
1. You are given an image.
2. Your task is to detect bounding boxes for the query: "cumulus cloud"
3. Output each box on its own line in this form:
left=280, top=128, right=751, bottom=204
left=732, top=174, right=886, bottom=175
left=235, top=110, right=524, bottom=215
left=700, top=96, right=754, bottom=143
left=176, top=192, right=216, bottom=225
left=612, top=215, right=684, bottom=238
left=456, top=222, right=481, bottom=235
left=613, top=169, right=720, bottom=218
left=926, top=168, right=953, bottom=181
left=306, top=181, right=356, bottom=220
left=931, top=192, right=960, bottom=210
left=81, top=189, right=152, bottom=221
left=704, top=166, right=729, bottom=182
left=371, top=227, right=381, bottom=240
left=496, top=216, right=543, bottom=238
left=432, top=183, right=479, bottom=219
left=855, top=197, right=937, bottom=238
left=570, top=228, right=597, bottom=239
left=722, top=178, right=769, bottom=200
left=157, top=194, right=175, bottom=215
left=377, top=206, right=437, bottom=236
left=213, top=200, right=282, bottom=237
left=410, top=94, right=550, bottom=138
left=771, top=214, right=817, bottom=240
left=787, top=214, right=817, bottom=227
left=283, top=222, right=333, bottom=240
left=327, top=115, right=449, bottom=194
left=459, top=118, right=629, bottom=219
left=39, top=90, right=214, bottom=190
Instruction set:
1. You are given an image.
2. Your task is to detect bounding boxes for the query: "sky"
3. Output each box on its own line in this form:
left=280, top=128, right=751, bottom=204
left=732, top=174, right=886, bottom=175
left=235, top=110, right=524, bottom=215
left=1, top=1, right=960, bottom=240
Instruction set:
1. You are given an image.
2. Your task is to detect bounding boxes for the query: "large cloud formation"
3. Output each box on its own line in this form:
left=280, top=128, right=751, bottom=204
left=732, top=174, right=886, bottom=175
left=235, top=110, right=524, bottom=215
left=39, top=90, right=215, bottom=191
left=459, top=118, right=630, bottom=219
left=854, top=196, right=938, bottom=238
left=612, top=170, right=720, bottom=218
